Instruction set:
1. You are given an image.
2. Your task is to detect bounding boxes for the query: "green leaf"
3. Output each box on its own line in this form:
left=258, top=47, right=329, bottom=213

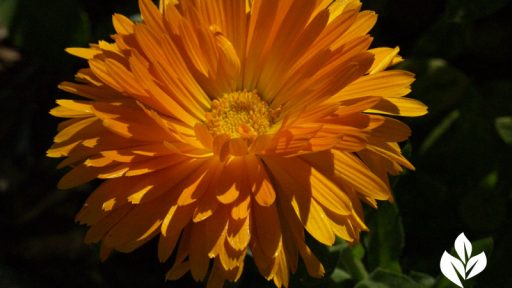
left=495, top=116, right=512, bottom=145
left=339, top=243, right=368, bottom=282
left=413, top=22, right=470, bottom=59
left=328, top=268, right=352, bottom=286
left=410, top=271, right=436, bottom=287
left=445, top=0, right=512, bottom=21
left=420, top=110, right=460, bottom=155
left=355, top=269, right=424, bottom=288
left=365, top=202, right=404, bottom=273
left=0, top=0, right=17, bottom=28
left=401, top=59, right=469, bottom=119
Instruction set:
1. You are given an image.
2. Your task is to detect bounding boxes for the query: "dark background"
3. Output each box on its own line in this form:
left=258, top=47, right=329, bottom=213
left=0, top=0, right=511, bottom=287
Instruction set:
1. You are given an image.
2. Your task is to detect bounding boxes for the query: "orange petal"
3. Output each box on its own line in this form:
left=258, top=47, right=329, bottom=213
left=368, top=46, right=403, bottom=74
left=333, top=150, right=390, bottom=200
left=66, top=47, right=101, bottom=60
left=252, top=201, right=282, bottom=258
left=368, top=97, right=428, bottom=117
left=112, top=13, right=134, bottom=35
left=158, top=205, right=194, bottom=262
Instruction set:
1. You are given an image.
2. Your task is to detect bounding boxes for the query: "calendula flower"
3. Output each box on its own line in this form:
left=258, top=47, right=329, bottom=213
left=48, top=0, right=427, bottom=286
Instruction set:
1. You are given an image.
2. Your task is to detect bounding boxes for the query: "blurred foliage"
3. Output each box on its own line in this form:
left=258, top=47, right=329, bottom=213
left=1, top=0, right=511, bottom=287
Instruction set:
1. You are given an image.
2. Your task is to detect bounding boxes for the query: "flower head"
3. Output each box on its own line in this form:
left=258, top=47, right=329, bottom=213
left=48, top=0, right=427, bottom=286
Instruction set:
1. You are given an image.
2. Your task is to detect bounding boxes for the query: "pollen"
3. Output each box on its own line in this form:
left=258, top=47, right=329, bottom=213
left=205, top=90, right=275, bottom=138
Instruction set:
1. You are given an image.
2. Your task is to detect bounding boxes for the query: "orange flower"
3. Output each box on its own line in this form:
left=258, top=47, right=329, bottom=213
left=48, top=0, right=427, bottom=287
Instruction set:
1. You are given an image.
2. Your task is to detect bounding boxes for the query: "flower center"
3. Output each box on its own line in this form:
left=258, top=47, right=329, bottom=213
left=205, top=90, right=274, bottom=138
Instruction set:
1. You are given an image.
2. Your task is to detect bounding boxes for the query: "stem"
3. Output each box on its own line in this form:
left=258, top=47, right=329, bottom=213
left=340, top=247, right=368, bottom=282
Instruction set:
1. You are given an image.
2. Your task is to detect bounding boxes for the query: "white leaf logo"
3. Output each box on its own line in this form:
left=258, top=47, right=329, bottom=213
left=440, top=233, right=487, bottom=288
left=466, top=252, right=487, bottom=279
left=440, top=251, right=465, bottom=287
left=455, top=233, right=472, bottom=263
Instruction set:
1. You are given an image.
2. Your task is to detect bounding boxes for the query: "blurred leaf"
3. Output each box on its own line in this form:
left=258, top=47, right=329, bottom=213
left=478, top=231, right=512, bottom=287
left=0, top=0, right=17, bottom=28
left=468, top=18, right=512, bottom=64
left=355, top=269, right=424, bottom=288
left=458, top=169, right=507, bottom=232
left=330, top=268, right=352, bottom=284
left=495, top=116, right=512, bottom=145
left=414, top=0, right=512, bottom=59
left=401, top=142, right=413, bottom=160
left=410, top=271, right=436, bottom=287
left=420, top=110, right=460, bottom=154
left=351, top=242, right=366, bottom=262
left=479, top=170, right=499, bottom=190
left=469, top=237, right=493, bottom=259
left=413, top=21, right=470, bottom=59
left=365, top=202, right=404, bottom=273
left=403, top=59, right=469, bottom=119
left=339, top=243, right=368, bottom=282
left=445, top=0, right=512, bottom=21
